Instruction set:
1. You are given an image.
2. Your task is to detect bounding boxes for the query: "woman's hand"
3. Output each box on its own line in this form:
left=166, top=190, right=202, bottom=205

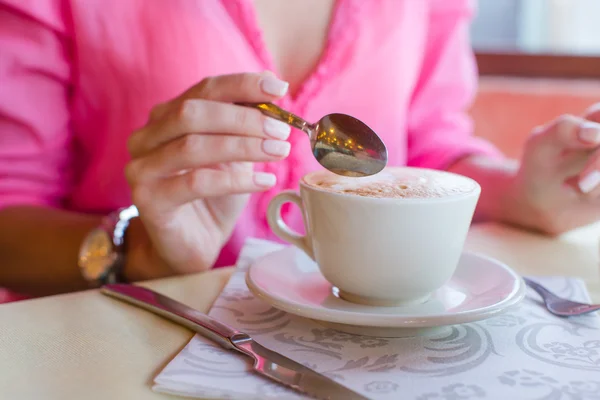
left=510, top=104, right=600, bottom=234
left=124, top=72, right=291, bottom=280
left=449, top=104, right=600, bottom=235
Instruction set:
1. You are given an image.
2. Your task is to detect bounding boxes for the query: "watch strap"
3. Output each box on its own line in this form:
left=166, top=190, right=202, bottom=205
left=105, top=205, right=139, bottom=249
left=104, top=205, right=139, bottom=284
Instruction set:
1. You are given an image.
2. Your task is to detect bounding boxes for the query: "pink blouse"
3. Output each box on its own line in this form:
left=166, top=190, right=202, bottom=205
left=0, top=0, right=501, bottom=301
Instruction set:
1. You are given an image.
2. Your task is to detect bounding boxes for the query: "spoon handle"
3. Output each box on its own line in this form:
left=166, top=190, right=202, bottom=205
left=237, top=102, right=311, bottom=134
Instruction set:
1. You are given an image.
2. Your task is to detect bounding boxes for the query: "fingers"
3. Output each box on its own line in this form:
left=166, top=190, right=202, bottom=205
left=131, top=168, right=276, bottom=212
left=529, top=115, right=600, bottom=156
left=526, top=105, right=600, bottom=198
left=129, top=100, right=291, bottom=157
left=184, top=71, right=290, bottom=102
left=583, top=103, right=600, bottom=124
left=144, top=72, right=287, bottom=123
left=577, top=146, right=600, bottom=195
left=568, top=104, right=600, bottom=194
left=128, top=71, right=290, bottom=157
left=126, top=71, right=291, bottom=213
left=127, top=133, right=291, bottom=181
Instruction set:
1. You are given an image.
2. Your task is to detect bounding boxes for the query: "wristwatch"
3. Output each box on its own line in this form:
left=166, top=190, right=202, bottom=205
left=78, top=205, right=139, bottom=287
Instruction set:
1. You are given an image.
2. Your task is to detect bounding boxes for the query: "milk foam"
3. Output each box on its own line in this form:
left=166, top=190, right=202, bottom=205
left=305, top=168, right=477, bottom=199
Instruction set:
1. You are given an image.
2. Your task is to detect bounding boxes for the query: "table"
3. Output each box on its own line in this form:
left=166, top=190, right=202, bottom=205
left=1, top=223, right=599, bottom=400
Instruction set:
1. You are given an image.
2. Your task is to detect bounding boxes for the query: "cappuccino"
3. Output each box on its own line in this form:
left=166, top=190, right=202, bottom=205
left=268, top=166, right=481, bottom=306
left=305, top=168, right=477, bottom=199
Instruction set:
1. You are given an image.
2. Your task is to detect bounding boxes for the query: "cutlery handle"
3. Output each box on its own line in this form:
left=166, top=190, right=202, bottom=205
left=101, top=284, right=239, bottom=350
left=236, top=102, right=310, bottom=134
left=522, top=277, right=558, bottom=301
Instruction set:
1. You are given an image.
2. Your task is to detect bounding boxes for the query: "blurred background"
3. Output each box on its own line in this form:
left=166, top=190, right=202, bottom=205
left=469, top=0, right=600, bottom=159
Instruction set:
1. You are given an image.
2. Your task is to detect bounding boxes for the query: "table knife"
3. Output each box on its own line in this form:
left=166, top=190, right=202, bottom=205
left=101, top=284, right=368, bottom=400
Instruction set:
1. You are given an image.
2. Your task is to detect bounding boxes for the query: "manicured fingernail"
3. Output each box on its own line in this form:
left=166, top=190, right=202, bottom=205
left=579, top=122, right=600, bottom=144
left=264, top=117, right=291, bottom=139
left=254, top=172, right=276, bottom=187
left=262, top=139, right=291, bottom=157
left=579, top=170, right=600, bottom=193
left=260, top=75, right=289, bottom=96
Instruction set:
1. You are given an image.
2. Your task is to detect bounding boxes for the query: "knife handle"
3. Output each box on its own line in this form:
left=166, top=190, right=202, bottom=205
left=101, top=284, right=240, bottom=350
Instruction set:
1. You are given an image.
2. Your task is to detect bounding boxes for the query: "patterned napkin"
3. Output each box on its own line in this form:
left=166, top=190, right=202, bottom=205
left=153, top=238, right=600, bottom=400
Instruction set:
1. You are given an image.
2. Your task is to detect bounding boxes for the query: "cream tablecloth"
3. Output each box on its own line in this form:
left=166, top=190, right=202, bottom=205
left=0, top=223, right=599, bottom=400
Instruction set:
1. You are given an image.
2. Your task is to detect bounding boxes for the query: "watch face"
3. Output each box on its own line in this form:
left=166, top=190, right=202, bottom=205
left=79, top=229, right=118, bottom=282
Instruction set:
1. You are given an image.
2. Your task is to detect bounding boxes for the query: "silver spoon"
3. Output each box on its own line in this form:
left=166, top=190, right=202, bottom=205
left=523, top=277, right=600, bottom=317
left=238, top=102, right=388, bottom=177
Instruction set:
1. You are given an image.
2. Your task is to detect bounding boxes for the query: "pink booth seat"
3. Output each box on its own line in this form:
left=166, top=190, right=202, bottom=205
left=470, top=76, right=600, bottom=158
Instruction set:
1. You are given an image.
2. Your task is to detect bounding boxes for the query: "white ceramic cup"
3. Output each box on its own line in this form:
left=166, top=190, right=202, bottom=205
left=266, top=167, right=481, bottom=306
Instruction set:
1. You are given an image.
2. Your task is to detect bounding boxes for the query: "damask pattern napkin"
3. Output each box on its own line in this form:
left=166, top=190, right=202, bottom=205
left=153, top=238, right=600, bottom=400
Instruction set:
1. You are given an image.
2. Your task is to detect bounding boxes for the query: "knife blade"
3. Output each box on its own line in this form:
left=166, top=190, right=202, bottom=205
left=101, top=283, right=368, bottom=400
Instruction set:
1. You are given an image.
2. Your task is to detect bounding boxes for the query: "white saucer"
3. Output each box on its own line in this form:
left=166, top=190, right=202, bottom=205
left=246, top=246, right=526, bottom=337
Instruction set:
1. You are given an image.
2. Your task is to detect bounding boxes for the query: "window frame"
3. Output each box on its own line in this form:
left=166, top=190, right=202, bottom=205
left=474, top=51, right=600, bottom=79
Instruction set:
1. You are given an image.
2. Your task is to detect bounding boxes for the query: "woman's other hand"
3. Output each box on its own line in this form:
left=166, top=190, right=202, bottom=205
left=509, top=104, right=600, bottom=234
left=124, top=72, right=291, bottom=280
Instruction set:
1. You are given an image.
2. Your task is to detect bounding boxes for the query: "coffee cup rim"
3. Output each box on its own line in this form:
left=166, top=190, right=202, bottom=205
left=299, top=167, right=481, bottom=203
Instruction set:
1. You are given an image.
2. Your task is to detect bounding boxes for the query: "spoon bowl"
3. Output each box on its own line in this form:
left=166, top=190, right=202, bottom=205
left=239, top=102, right=387, bottom=177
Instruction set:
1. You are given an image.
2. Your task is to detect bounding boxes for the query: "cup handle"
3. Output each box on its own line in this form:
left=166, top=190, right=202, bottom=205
left=267, top=191, right=314, bottom=259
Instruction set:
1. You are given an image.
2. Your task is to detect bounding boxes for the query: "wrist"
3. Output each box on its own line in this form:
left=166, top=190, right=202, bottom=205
left=448, top=155, right=523, bottom=225
left=449, top=155, right=556, bottom=233
left=495, top=172, right=544, bottom=231
left=122, top=217, right=172, bottom=282
left=504, top=170, right=564, bottom=235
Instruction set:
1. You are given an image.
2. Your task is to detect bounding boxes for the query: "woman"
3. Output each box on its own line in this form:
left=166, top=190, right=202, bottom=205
left=1, top=0, right=600, bottom=301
